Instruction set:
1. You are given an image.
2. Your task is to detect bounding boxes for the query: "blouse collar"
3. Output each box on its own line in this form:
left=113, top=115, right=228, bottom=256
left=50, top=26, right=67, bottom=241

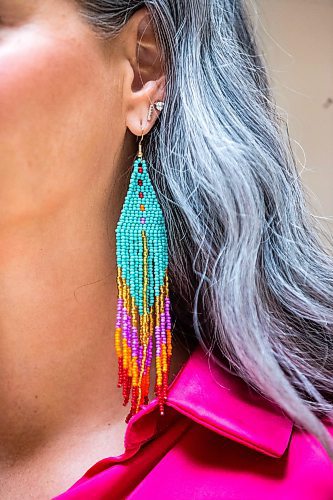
left=124, top=343, right=293, bottom=458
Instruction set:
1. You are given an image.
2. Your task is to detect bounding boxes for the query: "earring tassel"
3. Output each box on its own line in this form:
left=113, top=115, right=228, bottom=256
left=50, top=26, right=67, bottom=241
left=115, top=154, right=172, bottom=423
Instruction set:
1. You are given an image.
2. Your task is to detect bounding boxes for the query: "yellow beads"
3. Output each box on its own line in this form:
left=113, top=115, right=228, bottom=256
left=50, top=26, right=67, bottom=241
left=136, top=231, right=150, bottom=413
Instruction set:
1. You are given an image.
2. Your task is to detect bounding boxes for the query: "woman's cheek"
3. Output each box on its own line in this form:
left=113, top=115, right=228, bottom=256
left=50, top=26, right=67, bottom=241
left=0, top=24, right=112, bottom=221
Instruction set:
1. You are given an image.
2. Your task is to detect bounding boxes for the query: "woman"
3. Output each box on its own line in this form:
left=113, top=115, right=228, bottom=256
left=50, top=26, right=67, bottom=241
left=1, top=0, right=332, bottom=498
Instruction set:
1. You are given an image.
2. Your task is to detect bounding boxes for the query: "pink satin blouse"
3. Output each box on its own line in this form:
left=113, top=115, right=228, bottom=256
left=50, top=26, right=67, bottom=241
left=53, top=344, right=333, bottom=499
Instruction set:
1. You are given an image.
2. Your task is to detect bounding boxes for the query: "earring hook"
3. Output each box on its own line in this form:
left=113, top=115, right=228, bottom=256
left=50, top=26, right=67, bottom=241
left=137, top=123, right=145, bottom=158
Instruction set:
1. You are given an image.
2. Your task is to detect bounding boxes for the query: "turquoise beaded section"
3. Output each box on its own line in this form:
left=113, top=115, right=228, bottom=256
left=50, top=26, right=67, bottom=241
left=115, top=156, right=168, bottom=316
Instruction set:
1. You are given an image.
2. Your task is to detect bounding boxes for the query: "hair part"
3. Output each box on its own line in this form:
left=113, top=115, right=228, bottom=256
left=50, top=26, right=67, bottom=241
left=77, top=0, right=333, bottom=457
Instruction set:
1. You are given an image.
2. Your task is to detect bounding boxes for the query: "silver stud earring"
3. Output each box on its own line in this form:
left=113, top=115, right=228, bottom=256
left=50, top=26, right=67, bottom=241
left=154, top=101, right=165, bottom=111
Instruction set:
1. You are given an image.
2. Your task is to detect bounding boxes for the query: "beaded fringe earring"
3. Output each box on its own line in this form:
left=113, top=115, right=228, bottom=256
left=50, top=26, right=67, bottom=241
left=114, top=101, right=173, bottom=423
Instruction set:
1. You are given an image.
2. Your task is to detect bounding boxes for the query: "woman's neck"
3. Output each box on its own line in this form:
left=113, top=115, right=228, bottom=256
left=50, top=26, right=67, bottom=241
left=0, top=200, right=131, bottom=465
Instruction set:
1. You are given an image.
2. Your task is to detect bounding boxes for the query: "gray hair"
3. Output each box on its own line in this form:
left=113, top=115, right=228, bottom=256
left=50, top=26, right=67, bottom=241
left=77, top=0, right=333, bottom=457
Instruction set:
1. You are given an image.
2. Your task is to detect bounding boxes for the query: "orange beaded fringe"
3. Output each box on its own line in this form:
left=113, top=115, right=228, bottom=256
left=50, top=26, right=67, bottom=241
left=114, top=230, right=173, bottom=424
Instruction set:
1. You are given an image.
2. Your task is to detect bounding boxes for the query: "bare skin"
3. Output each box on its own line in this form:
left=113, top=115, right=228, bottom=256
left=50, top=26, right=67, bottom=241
left=0, top=1, right=190, bottom=497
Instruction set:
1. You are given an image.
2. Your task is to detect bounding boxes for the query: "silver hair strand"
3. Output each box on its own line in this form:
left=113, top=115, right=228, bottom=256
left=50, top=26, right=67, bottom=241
left=76, top=0, right=333, bottom=457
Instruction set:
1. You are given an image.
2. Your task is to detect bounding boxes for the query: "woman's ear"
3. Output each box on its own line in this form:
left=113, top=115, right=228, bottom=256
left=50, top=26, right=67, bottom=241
left=120, top=8, right=166, bottom=136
